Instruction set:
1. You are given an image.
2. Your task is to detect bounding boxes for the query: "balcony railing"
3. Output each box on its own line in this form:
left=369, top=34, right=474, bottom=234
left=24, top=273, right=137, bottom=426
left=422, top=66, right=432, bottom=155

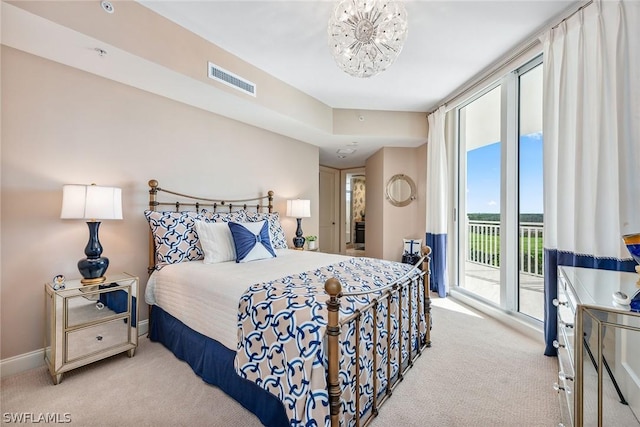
left=467, top=220, right=544, bottom=277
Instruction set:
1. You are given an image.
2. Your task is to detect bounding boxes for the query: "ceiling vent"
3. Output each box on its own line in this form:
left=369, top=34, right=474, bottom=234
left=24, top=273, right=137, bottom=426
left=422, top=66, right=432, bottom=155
left=207, top=62, right=256, bottom=97
left=337, top=148, right=356, bottom=155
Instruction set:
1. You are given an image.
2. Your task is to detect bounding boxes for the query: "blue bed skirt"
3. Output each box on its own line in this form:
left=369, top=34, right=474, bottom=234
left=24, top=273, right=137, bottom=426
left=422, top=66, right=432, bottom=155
left=148, top=305, right=289, bottom=427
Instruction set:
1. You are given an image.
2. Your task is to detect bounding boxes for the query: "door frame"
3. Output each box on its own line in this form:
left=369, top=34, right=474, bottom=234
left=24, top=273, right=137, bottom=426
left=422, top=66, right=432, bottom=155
left=450, top=57, right=544, bottom=328
left=340, top=167, right=365, bottom=254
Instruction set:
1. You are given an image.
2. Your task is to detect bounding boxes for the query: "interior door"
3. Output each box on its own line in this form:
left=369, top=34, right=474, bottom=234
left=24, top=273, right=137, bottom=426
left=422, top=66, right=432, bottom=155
left=319, top=166, right=340, bottom=253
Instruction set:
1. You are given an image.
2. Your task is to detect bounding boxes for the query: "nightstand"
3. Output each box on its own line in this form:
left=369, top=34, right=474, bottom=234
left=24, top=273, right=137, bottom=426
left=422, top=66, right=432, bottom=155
left=44, top=273, right=138, bottom=384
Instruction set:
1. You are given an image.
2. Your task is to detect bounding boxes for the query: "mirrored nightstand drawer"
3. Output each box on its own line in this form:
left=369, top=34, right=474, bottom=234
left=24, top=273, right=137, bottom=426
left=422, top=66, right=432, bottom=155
left=66, top=317, right=129, bottom=362
left=66, top=292, right=125, bottom=328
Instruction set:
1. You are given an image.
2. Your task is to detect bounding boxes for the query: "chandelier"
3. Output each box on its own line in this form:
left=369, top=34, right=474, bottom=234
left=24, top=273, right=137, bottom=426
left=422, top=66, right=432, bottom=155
left=328, top=0, right=408, bottom=78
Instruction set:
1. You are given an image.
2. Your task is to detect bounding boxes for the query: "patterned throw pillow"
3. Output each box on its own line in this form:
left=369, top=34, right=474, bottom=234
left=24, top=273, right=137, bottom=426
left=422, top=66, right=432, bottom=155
left=245, top=212, right=288, bottom=249
left=403, top=238, right=422, bottom=256
left=144, top=210, right=204, bottom=266
left=145, top=210, right=249, bottom=268
left=228, top=221, right=276, bottom=263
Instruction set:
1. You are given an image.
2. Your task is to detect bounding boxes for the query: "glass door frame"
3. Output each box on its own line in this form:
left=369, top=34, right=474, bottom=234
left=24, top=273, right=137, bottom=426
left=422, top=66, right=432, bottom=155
left=451, top=55, right=543, bottom=326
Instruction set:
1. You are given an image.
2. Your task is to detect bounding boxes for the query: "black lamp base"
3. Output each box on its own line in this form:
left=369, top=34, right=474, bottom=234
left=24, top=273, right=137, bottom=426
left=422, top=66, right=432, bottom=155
left=78, top=257, right=109, bottom=285
left=293, top=218, right=306, bottom=249
left=78, top=221, right=109, bottom=285
left=292, top=236, right=305, bottom=249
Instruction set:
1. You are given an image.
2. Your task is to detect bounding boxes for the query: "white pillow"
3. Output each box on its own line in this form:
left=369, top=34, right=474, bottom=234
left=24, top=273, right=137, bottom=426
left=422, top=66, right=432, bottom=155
left=194, top=220, right=236, bottom=263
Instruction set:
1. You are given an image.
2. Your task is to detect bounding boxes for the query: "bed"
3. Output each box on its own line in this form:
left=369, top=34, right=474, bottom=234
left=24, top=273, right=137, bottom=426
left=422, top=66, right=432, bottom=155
left=144, top=179, right=432, bottom=427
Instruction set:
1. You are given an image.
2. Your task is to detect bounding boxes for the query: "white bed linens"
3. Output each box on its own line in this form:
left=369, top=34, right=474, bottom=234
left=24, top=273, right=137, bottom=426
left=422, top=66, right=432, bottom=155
left=145, top=249, right=349, bottom=349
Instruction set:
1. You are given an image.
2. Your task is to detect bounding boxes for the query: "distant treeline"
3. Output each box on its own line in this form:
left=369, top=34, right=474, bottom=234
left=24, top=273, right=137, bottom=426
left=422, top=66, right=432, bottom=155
left=468, top=213, right=543, bottom=223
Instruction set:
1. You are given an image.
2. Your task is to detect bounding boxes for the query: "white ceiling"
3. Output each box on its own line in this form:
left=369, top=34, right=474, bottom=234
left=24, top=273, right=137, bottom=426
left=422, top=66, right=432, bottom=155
left=136, top=0, right=577, bottom=167
left=140, top=0, right=576, bottom=113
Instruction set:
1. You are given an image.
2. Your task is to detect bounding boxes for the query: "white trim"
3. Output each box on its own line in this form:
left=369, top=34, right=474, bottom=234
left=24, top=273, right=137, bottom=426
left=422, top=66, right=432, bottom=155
left=0, top=348, right=45, bottom=379
left=501, top=71, right=519, bottom=311
left=0, top=320, right=149, bottom=378
left=138, top=319, right=149, bottom=338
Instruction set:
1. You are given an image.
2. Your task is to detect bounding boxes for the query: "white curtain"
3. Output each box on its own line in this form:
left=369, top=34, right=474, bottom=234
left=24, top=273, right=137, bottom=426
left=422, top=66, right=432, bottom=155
left=541, top=0, right=640, bottom=355
left=426, top=106, right=448, bottom=297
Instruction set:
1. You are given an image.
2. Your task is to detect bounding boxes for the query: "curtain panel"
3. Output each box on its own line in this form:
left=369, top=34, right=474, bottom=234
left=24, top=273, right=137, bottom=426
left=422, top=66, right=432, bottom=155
left=541, top=0, right=640, bottom=356
left=426, top=106, right=449, bottom=298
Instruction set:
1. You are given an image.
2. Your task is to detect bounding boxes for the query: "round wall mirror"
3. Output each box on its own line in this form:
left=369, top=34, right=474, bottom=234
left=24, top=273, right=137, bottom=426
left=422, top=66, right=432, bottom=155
left=385, top=174, right=416, bottom=207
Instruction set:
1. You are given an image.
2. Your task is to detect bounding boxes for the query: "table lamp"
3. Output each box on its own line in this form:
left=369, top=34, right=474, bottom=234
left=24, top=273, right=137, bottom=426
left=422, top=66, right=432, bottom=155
left=61, top=184, right=123, bottom=285
left=286, top=199, right=310, bottom=249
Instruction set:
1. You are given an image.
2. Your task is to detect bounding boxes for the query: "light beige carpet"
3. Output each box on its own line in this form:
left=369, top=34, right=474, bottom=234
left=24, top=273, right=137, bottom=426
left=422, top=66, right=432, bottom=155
left=1, top=298, right=560, bottom=426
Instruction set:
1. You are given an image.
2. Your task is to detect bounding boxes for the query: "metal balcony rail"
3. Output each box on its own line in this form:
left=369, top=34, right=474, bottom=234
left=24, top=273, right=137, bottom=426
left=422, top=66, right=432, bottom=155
left=467, top=220, right=544, bottom=277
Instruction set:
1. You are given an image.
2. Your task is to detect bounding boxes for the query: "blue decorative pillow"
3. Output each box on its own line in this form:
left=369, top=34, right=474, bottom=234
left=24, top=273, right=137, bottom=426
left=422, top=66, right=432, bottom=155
left=245, top=212, right=288, bottom=249
left=228, top=221, right=276, bottom=263
left=403, top=238, right=422, bottom=256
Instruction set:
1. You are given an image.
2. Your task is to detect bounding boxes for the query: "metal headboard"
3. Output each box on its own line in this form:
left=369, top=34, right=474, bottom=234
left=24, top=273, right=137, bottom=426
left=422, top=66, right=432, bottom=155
left=148, top=179, right=274, bottom=213
left=147, top=179, right=274, bottom=272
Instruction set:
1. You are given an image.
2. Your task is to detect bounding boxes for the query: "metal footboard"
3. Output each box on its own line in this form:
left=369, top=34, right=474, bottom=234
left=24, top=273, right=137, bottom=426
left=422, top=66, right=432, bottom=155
left=325, top=246, right=432, bottom=427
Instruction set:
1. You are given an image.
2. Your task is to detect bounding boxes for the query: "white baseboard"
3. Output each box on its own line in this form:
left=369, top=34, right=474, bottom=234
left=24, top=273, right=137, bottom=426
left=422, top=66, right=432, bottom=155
left=1, top=319, right=149, bottom=379
left=0, top=348, right=45, bottom=379
left=138, top=319, right=149, bottom=337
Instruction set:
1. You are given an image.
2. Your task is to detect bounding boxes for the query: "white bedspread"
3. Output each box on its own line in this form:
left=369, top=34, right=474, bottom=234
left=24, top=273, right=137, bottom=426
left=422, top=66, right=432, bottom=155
left=145, top=249, right=350, bottom=349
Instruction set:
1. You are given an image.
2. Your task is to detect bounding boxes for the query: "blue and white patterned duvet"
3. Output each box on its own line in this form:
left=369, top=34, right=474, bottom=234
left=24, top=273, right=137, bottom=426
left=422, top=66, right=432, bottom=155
left=235, top=257, right=425, bottom=427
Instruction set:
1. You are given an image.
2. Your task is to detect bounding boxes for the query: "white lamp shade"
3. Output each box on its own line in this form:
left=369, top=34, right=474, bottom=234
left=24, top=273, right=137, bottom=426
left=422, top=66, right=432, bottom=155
left=286, top=199, right=311, bottom=218
left=61, top=184, right=123, bottom=220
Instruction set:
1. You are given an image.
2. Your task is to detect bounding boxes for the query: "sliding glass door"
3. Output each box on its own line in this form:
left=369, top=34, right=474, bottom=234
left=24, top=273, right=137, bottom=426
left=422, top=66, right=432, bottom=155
left=517, top=62, right=544, bottom=320
left=458, top=86, right=502, bottom=306
left=456, top=57, right=544, bottom=322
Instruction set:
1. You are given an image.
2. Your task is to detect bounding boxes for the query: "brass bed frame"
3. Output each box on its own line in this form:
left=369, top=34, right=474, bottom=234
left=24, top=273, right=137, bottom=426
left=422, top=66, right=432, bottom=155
left=147, top=179, right=432, bottom=427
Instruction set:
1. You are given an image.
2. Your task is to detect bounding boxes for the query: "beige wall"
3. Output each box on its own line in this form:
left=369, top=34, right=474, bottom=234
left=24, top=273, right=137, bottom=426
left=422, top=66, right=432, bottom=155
left=0, top=47, right=319, bottom=359
left=364, top=150, right=385, bottom=259
left=366, top=146, right=427, bottom=261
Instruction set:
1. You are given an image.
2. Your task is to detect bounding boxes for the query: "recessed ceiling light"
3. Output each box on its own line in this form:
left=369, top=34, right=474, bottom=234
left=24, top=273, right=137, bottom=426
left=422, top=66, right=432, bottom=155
left=337, top=155, right=347, bottom=159
left=101, top=1, right=114, bottom=14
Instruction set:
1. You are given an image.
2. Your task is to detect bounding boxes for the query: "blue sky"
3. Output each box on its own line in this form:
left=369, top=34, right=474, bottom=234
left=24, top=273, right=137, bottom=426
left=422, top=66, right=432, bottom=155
left=466, top=132, right=543, bottom=214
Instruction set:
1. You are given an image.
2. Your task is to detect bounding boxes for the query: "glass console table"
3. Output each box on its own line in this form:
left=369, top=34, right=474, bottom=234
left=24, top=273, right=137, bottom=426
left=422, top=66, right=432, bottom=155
left=557, top=266, right=640, bottom=427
